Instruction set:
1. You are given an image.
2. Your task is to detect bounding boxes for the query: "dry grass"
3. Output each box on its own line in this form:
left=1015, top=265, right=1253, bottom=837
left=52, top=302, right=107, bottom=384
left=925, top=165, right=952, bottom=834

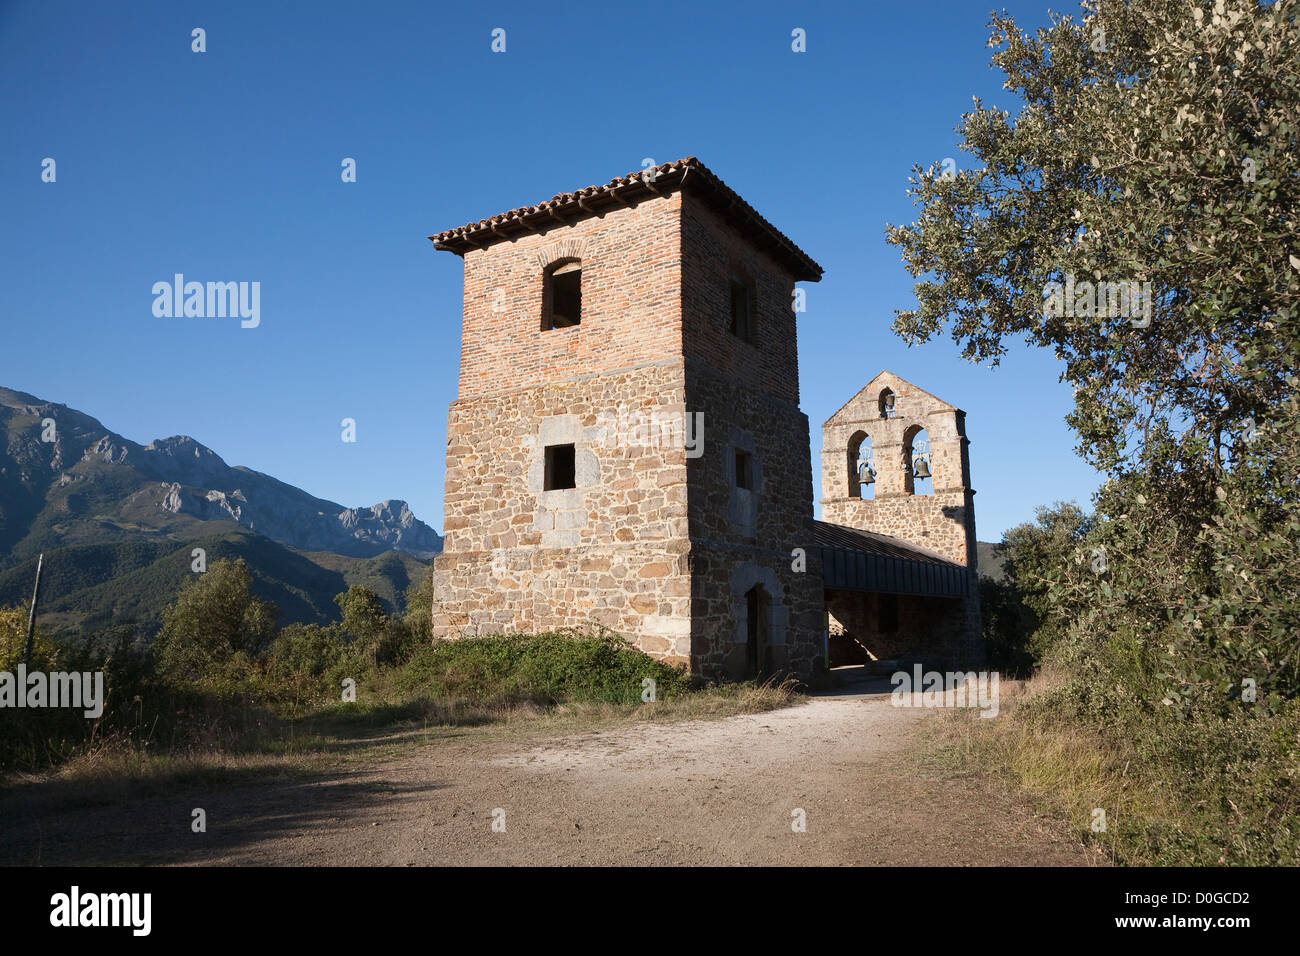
left=0, top=678, right=805, bottom=809
left=927, top=665, right=1178, bottom=865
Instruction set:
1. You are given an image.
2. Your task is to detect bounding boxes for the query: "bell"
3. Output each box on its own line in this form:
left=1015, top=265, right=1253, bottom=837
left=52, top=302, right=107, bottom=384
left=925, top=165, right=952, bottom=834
left=913, top=457, right=932, bottom=479
left=860, top=464, right=876, bottom=485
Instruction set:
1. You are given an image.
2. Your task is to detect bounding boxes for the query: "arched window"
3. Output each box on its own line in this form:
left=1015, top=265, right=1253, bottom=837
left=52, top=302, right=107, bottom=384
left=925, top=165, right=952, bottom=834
left=847, top=430, right=874, bottom=500
left=543, top=259, right=581, bottom=329
left=904, top=426, right=933, bottom=496
left=878, top=388, right=896, bottom=419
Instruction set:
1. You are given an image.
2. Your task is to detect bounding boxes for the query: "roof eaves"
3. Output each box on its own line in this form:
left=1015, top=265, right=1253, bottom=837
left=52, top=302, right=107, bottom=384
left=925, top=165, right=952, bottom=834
left=428, top=157, right=823, bottom=282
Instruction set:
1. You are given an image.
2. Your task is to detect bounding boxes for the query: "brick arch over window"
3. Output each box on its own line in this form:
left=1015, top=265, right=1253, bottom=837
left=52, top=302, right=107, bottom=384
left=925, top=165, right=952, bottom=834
left=535, top=238, right=589, bottom=271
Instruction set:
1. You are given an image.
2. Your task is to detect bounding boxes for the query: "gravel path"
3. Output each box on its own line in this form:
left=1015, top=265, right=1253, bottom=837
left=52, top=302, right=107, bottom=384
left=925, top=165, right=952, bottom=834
left=0, top=689, right=1101, bottom=866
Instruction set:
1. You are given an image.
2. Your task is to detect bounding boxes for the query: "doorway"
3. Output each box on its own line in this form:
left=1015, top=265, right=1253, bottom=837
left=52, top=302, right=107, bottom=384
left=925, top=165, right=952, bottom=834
left=745, top=584, right=771, bottom=680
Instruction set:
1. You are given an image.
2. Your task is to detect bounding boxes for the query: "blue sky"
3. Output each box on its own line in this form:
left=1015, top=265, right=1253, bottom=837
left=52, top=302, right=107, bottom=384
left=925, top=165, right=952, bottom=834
left=0, top=0, right=1101, bottom=541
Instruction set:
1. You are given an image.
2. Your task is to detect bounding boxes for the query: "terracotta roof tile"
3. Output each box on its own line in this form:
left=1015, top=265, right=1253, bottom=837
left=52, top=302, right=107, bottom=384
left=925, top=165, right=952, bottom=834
left=428, top=157, right=823, bottom=282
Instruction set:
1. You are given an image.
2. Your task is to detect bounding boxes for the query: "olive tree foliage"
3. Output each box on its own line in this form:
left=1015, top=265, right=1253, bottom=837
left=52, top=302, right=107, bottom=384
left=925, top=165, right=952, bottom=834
left=886, top=0, right=1298, bottom=477
left=888, top=0, right=1300, bottom=706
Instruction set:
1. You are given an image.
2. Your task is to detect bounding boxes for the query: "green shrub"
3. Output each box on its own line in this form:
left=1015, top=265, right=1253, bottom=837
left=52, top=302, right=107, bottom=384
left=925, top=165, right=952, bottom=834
left=399, top=630, right=689, bottom=706
left=152, top=559, right=279, bottom=684
left=985, top=403, right=1300, bottom=863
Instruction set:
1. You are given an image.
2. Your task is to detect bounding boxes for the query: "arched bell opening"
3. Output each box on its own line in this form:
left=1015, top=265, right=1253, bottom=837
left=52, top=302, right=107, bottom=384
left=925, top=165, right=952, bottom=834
left=904, top=425, right=933, bottom=496
left=847, top=430, right=875, bottom=500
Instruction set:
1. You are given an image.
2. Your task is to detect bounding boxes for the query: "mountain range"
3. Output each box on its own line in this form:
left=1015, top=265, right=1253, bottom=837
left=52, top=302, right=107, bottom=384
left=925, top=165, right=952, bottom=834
left=0, top=386, right=440, bottom=635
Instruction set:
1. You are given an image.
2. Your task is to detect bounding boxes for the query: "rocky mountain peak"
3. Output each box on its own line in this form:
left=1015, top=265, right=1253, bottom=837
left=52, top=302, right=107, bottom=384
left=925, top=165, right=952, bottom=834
left=1, top=386, right=442, bottom=562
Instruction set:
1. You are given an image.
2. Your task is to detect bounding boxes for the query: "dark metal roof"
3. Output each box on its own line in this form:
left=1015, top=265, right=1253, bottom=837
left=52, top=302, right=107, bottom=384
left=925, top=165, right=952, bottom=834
left=813, top=520, right=969, bottom=597
left=428, top=157, right=824, bottom=283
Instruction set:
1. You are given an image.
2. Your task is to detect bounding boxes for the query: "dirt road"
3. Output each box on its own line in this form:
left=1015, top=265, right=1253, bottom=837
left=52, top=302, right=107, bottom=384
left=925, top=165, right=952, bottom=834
left=0, top=687, right=1100, bottom=866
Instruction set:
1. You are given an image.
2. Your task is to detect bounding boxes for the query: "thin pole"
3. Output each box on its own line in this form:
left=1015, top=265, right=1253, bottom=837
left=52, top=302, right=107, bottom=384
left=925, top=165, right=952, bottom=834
left=23, top=553, right=44, bottom=667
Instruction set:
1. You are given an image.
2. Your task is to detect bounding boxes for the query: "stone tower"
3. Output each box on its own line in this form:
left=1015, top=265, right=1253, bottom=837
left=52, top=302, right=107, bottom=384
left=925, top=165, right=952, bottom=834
left=820, top=370, right=982, bottom=662
left=427, top=158, right=826, bottom=680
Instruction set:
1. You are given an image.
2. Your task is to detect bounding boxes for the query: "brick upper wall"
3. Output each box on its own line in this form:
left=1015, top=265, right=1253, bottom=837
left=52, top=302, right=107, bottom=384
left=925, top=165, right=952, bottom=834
left=454, top=189, right=807, bottom=405
left=680, top=192, right=803, bottom=405
left=457, top=197, right=684, bottom=399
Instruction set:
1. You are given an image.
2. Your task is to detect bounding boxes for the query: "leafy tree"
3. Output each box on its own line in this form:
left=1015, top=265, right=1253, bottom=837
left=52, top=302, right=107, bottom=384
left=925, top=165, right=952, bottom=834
left=887, top=0, right=1300, bottom=707
left=883, top=0, right=1300, bottom=717
left=333, top=584, right=420, bottom=668
left=334, top=585, right=389, bottom=641
left=982, top=502, right=1091, bottom=672
left=402, top=567, right=434, bottom=642
left=0, top=605, right=59, bottom=670
left=153, top=558, right=279, bottom=682
left=886, top=0, right=1298, bottom=478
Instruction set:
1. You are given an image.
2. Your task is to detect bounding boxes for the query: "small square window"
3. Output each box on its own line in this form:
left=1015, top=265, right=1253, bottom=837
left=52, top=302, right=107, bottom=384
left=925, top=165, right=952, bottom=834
left=734, top=449, right=753, bottom=491
left=544, top=444, right=576, bottom=490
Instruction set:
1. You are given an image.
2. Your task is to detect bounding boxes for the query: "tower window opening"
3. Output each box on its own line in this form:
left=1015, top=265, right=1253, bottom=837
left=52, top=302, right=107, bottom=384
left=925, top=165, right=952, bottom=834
left=544, top=443, right=576, bottom=490
left=544, top=260, right=582, bottom=329
left=729, top=277, right=756, bottom=343
left=734, top=449, right=753, bottom=490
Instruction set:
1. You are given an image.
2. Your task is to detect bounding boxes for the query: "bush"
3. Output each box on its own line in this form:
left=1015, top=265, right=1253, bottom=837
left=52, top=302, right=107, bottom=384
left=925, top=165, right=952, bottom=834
left=152, top=559, right=279, bottom=684
left=983, top=403, right=1300, bottom=862
left=0, top=620, right=157, bottom=772
left=399, top=630, right=690, bottom=706
left=2, top=575, right=706, bottom=775
left=0, top=605, right=62, bottom=671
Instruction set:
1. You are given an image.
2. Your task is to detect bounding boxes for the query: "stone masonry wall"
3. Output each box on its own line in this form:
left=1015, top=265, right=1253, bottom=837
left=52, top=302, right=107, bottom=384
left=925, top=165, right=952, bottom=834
left=679, top=194, right=824, bottom=680
left=432, top=362, right=694, bottom=664
left=820, top=370, right=982, bottom=665
left=822, top=492, right=975, bottom=568
left=682, top=361, right=825, bottom=679
left=820, top=371, right=977, bottom=571
left=433, top=180, right=825, bottom=679
left=434, top=193, right=699, bottom=665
